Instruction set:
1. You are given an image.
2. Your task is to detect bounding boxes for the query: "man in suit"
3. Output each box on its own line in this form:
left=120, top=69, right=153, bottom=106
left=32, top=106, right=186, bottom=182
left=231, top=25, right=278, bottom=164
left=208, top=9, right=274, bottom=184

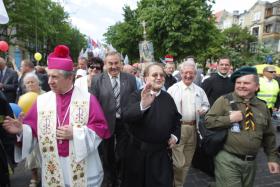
left=0, top=57, right=18, bottom=103
left=90, top=51, right=137, bottom=187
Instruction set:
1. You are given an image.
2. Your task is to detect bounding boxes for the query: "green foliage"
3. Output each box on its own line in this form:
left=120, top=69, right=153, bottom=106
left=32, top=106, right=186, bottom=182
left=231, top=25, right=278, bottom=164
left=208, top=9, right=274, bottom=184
left=104, top=6, right=142, bottom=63
left=104, top=0, right=275, bottom=68
left=1, top=0, right=86, bottom=64
left=220, top=25, right=257, bottom=67
left=104, top=0, right=218, bottom=63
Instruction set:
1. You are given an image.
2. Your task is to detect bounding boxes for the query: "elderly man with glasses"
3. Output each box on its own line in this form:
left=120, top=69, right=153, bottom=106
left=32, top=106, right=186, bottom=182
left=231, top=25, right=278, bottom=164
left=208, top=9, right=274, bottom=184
left=257, top=66, right=280, bottom=113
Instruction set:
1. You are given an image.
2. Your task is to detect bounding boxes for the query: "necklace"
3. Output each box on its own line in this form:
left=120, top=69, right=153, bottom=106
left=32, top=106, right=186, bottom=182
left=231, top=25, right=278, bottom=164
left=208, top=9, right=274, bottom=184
left=57, top=105, right=70, bottom=144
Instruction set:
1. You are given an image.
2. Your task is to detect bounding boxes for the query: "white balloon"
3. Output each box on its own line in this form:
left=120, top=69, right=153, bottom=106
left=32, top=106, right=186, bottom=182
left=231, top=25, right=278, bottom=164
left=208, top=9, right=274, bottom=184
left=0, top=0, right=9, bottom=24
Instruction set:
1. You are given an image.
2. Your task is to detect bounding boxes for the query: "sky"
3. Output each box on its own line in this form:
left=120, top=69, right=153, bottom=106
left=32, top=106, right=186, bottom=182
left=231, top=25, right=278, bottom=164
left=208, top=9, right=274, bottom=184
left=60, top=0, right=275, bottom=42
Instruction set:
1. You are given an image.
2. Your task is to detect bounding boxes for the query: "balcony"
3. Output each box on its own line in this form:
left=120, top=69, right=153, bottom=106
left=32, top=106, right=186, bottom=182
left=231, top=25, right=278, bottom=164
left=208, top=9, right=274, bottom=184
left=262, top=32, right=280, bottom=40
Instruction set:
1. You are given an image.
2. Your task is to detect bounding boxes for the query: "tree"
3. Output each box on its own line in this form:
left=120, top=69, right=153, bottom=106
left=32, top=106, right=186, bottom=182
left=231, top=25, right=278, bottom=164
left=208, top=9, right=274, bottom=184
left=1, top=0, right=86, bottom=64
left=104, top=0, right=218, bottom=63
left=104, top=5, right=142, bottom=63
left=221, top=25, right=257, bottom=67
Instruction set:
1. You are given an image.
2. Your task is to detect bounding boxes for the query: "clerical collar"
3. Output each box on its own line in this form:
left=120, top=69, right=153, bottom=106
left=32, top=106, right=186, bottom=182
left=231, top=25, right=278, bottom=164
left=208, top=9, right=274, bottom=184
left=150, top=90, right=161, bottom=96
left=61, top=85, right=74, bottom=95
left=217, top=71, right=228, bottom=78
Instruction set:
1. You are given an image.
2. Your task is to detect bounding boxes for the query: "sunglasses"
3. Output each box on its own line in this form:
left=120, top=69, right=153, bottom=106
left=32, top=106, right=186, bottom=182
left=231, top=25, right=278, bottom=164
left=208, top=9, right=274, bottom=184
left=89, top=65, right=101, bottom=70
left=267, top=71, right=276, bottom=73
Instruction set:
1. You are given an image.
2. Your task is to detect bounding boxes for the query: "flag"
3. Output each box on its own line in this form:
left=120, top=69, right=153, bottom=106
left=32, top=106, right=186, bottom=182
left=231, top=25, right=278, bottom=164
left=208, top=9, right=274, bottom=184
left=79, top=48, right=84, bottom=58
left=107, top=44, right=116, bottom=52
left=96, top=40, right=102, bottom=48
left=87, top=36, right=92, bottom=50
left=0, top=0, right=9, bottom=24
left=159, top=58, right=166, bottom=65
left=91, top=39, right=97, bottom=48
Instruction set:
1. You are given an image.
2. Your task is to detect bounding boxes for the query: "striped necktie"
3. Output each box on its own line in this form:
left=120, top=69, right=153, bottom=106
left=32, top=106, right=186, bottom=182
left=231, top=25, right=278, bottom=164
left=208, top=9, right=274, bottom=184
left=112, top=77, right=121, bottom=115
left=244, top=102, right=255, bottom=131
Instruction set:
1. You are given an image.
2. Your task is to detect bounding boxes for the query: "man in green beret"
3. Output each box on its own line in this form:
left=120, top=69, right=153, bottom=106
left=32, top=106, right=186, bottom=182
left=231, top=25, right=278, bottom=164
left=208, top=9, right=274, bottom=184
left=205, top=66, right=280, bottom=187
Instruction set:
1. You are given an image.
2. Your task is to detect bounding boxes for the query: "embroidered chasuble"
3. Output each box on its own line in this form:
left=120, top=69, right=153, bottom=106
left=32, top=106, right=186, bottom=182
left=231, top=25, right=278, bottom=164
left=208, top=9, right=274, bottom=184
left=15, top=86, right=110, bottom=187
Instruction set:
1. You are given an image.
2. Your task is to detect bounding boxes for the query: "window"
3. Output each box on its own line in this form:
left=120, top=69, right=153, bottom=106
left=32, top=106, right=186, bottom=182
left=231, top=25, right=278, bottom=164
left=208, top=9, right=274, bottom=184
left=239, top=18, right=244, bottom=26
left=265, top=24, right=273, bottom=33
left=252, top=27, right=259, bottom=37
left=266, top=8, right=273, bottom=17
left=276, top=23, right=280, bottom=32
left=253, top=12, right=261, bottom=21
left=250, top=42, right=258, bottom=53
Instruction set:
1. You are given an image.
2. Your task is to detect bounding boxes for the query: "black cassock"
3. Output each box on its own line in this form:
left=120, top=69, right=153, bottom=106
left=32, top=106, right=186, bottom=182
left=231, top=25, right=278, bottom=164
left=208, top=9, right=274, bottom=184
left=0, top=91, right=14, bottom=187
left=122, top=90, right=181, bottom=187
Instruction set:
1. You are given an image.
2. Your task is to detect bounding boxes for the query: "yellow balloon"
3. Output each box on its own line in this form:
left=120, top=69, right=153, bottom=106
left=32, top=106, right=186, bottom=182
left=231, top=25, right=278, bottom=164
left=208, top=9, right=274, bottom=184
left=18, top=92, right=38, bottom=114
left=34, top=52, right=42, bottom=62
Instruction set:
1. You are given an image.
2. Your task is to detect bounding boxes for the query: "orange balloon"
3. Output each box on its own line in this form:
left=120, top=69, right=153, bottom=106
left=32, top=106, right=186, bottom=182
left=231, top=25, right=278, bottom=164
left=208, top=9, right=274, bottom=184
left=18, top=92, right=38, bottom=114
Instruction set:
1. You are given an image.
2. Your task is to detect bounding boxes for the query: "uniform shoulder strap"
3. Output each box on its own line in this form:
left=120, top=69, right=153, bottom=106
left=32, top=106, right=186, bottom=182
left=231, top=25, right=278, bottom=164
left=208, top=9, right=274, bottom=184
left=224, top=93, right=238, bottom=111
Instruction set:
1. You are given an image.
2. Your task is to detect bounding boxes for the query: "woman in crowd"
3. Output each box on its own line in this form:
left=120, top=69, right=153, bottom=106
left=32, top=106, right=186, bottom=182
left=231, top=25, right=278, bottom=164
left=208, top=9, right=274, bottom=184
left=22, top=72, right=44, bottom=187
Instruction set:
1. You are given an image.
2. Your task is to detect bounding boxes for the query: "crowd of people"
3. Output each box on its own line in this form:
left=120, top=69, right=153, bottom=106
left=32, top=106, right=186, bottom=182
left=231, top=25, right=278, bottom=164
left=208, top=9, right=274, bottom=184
left=0, top=45, right=280, bottom=187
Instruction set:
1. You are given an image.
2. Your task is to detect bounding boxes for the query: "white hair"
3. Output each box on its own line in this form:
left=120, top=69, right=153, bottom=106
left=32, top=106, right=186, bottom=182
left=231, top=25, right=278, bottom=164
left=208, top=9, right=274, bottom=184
left=179, top=60, right=197, bottom=73
left=23, top=72, right=41, bottom=85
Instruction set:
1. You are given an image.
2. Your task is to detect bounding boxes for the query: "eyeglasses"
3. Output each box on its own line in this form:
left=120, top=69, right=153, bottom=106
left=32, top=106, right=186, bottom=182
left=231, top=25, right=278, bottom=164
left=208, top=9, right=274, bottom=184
left=151, top=73, right=165, bottom=78
left=267, top=71, right=276, bottom=73
left=89, top=65, right=101, bottom=70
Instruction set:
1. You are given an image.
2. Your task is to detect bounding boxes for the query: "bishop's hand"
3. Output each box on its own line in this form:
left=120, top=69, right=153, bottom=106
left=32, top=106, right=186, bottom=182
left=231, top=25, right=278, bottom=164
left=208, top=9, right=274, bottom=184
left=141, top=83, right=156, bottom=109
left=2, top=116, right=23, bottom=134
left=56, top=125, right=73, bottom=140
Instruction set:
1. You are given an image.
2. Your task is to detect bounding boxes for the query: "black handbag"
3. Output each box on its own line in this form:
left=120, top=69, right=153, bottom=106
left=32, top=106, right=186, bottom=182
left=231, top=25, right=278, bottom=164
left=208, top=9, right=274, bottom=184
left=192, top=93, right=238, bottom=176
left=197, top=93, right=237, bottom=156
left=197, top=116, right=228, bottom=156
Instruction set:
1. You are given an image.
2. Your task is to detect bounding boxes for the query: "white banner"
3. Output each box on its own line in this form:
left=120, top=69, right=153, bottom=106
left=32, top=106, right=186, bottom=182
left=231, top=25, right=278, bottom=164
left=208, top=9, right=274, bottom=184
left=0, top=0, right=9, bottom=24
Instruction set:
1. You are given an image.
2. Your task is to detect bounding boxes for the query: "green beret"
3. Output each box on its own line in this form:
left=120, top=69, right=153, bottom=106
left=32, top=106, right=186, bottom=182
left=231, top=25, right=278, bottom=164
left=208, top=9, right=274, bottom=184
left=231, top=66, right=258, bottom=83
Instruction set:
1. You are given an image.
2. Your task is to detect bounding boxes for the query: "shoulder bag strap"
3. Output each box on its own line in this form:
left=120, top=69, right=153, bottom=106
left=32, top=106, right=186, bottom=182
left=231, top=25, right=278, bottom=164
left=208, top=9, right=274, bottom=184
left=224, top=93, right=238, bottom=111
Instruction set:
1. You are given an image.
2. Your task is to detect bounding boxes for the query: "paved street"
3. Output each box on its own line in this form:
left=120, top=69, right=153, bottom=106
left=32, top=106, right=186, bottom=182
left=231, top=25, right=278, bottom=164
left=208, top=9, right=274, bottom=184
left=10, top=127, right=280, bottom=187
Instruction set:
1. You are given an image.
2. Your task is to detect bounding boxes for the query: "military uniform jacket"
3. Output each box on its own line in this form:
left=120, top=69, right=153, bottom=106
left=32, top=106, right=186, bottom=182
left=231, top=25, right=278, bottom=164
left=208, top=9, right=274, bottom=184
left=205, top=92, right=279, bottom=162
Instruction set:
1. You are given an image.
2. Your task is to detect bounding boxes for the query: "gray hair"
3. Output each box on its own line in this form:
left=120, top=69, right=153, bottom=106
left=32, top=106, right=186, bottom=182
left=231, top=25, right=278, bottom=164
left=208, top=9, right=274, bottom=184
left=105, top=51, right=121, bottom=60
left=58, top=70, right=75, bottom=78
left=252, top=74, right=259, bottom=85
left=179, top=60, right=197, bottom=73
left=23, top=72, right=41, bottom=85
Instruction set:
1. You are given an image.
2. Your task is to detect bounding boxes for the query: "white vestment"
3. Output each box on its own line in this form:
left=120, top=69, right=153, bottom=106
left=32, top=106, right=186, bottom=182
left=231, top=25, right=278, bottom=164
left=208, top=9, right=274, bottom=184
left=15, top=87, right=103, bottom=187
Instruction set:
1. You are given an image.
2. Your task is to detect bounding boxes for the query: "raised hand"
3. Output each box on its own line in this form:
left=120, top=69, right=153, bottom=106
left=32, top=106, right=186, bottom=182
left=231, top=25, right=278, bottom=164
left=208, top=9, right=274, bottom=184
left=141, top=83, right=156, bottom=109
left=2, top=116, right=23, bottom=134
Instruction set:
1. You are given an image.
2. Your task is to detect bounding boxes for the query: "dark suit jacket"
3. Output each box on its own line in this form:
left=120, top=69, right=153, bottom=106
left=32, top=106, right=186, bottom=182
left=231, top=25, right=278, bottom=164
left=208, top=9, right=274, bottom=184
left=90, top=71, right=137, bottom=134
left=1, top=67, right=18, bottom=103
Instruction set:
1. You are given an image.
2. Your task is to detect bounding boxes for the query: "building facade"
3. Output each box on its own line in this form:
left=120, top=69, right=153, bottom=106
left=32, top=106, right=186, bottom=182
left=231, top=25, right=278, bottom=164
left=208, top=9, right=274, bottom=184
left=215, top=0, right=280, bottom=52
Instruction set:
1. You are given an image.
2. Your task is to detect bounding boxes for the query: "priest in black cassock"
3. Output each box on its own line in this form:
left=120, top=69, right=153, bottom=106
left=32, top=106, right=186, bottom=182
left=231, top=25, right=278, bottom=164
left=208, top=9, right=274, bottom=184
left=122, top=63, right=181, bottom=187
